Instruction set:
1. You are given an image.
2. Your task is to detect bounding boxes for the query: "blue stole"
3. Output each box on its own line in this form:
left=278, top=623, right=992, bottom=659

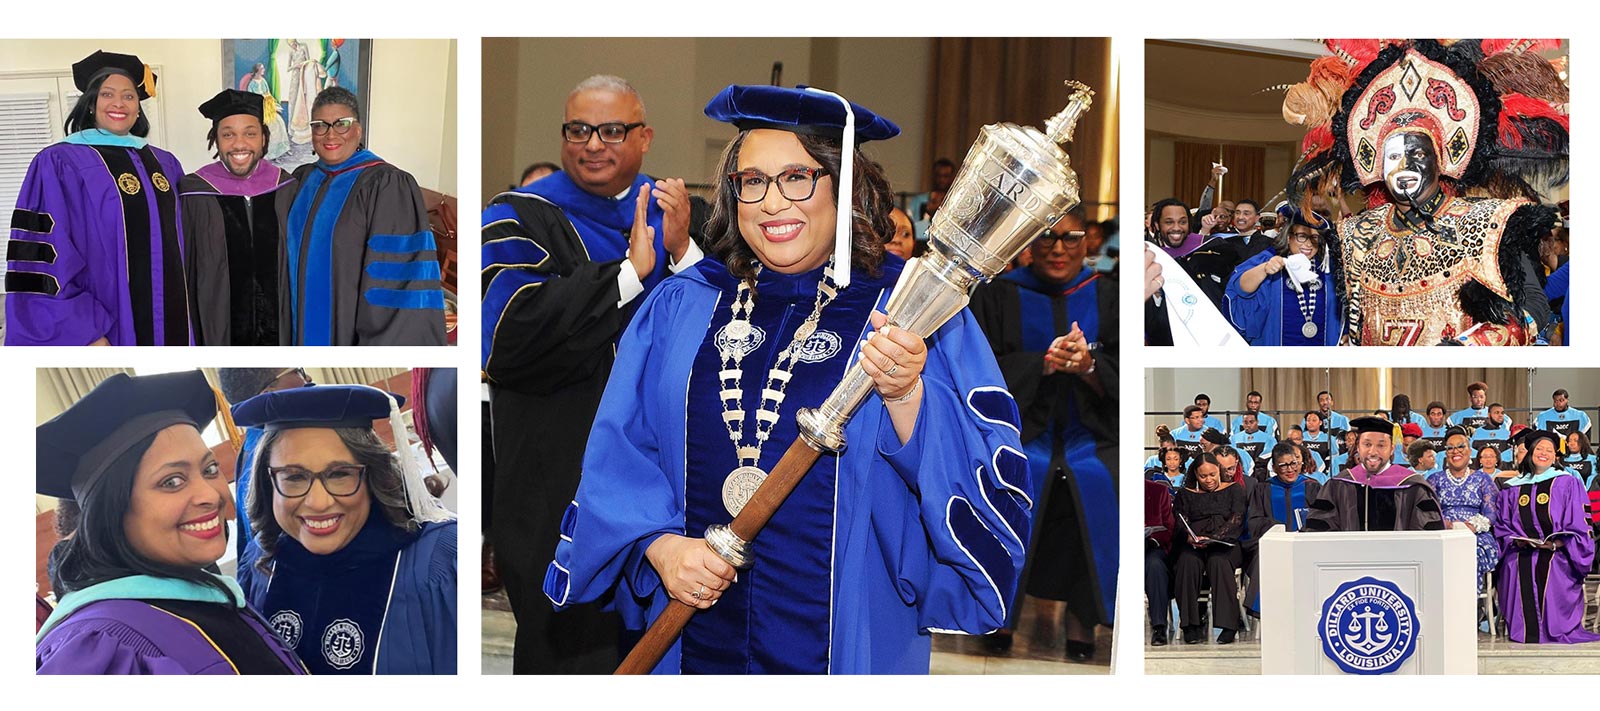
left=259, top=514, right=411, bottom=674
left=1001, top=266, right=1117, bottom=621
left=519, top=172, right=667, bottom=320
left=285, top=149, right=386, bottom=346
left=680, top=261, right=891, bottom=674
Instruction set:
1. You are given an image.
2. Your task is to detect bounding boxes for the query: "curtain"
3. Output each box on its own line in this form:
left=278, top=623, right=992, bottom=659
left=36, top=368, right=133, bottom=424
left=923, top=38, right=1115, bottom=216
left=1241, top=368, right=1531, bottom=424
left=309, top=367, right=408, bottom=388
left=1173, top=142, right=1265, bottom=211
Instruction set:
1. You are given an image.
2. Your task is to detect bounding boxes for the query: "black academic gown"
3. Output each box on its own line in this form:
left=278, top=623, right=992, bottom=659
left=479, top=181, right=707, bottom=673
left=284, top=151, right=446, bottom=346
left=1304, top=467, right=1446, bottom=532
left=177, top=165, right=295, bottom=346
left=969, top=268, right=1119, bottom=627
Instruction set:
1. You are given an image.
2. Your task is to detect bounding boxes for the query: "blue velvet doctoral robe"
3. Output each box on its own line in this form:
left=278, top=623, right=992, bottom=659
left=1223, top=250, right=1340, bottom=346
left=545, top=258, right=1028, bottom=674
left=6, top=133, right=190, bottom=345
left=240, top=517, right=457, bottom=674
left=969, top=265, right=1120, bottom=628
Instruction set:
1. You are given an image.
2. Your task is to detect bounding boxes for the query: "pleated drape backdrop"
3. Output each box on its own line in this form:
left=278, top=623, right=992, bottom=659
left=35, top=368, right=133, bottom=425
left=922, top=38, right=1116, bottom=216
left=1173, top=141, right=1265, bottom=211
left=1242, top=368, right=1531, bottom=419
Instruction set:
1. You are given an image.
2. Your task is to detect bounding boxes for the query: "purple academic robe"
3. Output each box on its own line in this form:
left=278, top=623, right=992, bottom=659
left=5, top=142, right=191, bottom=345
left=37, top=599, right=304, bottom=674
left=1494, top=472, right=1600, bottom=644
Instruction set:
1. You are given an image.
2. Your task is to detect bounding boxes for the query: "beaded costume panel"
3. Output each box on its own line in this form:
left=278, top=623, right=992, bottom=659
left=1338, top=196, right=1527, bottom=345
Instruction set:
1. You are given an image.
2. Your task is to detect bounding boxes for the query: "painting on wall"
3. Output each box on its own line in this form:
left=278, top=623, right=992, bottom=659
left=221, top=39, right=372, bottom=171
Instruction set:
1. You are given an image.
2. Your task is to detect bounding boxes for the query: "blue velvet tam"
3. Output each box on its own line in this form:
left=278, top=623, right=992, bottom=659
left=199, top=88, right=263, bottom=124
left=703, top=84, right=900, bottom=142
left=1275, top=202, right=1332, bottom=232
left=37, top=371, right=216, bottom=500
left=232, top=385, right=404, bottom=431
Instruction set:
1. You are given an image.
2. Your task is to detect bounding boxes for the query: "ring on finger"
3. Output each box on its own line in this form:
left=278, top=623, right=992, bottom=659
left=886, top=364, right=900, bottom=376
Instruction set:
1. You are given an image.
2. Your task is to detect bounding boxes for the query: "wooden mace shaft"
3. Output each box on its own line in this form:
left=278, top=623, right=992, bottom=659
left=614, top=436, right=825, bottom=674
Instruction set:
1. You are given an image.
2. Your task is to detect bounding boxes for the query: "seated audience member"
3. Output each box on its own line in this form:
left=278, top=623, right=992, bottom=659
left=1536, top=389, right=1591, bottom=444
left=1300, top=411, right=1334, bottom=473
left=1144, top=430, right=1177, bottom=470
left=1244, top=443, right=1322, bottom=616
left=1425, top=427, right=1497, bottom=592
left=1407, top=439, right=1440, bottom=475
left=1395, top=423, right=1423, bottom=465
left=1214, top=445, right=1253, bottom=487
left=1562, top=431, right=1596, bottom=481
left=1482, top=445, right=1517, bottom=489
left=1171, top=453, right=1247, bottom=645
left=1150, top=447, right=1184, bottom=490
left=1494, top=430, right=1600, bottom=644
left=1230, top=411, right=1275, bottom=472
left=1145, top=478, right=1175, bottom=646
left=1419, top=401, right=1451, bottom=449
left=1324, top=429, right=1358, bottom=482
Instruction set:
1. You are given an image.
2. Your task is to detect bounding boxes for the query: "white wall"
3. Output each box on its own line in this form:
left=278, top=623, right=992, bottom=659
left=0, top=39, right=457, bottom=193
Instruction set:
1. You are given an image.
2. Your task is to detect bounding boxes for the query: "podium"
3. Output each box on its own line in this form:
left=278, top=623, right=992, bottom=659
left=1259, top=525, right=1478, bottom=675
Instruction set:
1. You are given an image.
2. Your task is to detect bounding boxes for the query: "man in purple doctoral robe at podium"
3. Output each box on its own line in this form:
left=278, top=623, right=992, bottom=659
left=1305, top=416, right=1444, bottom=532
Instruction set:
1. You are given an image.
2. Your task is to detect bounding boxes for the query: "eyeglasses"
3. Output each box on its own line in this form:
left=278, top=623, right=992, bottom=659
left=727, top=167, right=828, bottom=204
left=1274, top=460, right=1304, bottom=471
left=561, top=121, right=645, bottom=144
left=309, top=117, right=358, bottom=136
left=268, top=464, right=366, bottom=498
left=257, top=368, right=314, bottom=397
left=1443, top=443, right=1472, bottom=452
left=1287, top=232, right=1322, bottom=244
left=1034, top=229, right=1087, bottom=248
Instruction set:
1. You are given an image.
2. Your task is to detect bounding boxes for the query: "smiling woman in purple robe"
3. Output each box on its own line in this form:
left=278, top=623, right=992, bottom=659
left=36, top=371, right=305, bottom=674
left=5, top=50, right=191, bottom=346
left=1494, top=429, right=1600, bottom=644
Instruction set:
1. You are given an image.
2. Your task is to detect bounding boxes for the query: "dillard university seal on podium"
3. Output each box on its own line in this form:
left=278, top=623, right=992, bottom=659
left=1318, top=576, right=1419, bottom=674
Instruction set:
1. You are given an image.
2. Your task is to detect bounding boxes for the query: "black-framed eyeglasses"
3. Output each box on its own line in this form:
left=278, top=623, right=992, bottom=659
left=1443, top=443, right=1472, bottom=452
left=268, top=464, right=366, bottom=498
left=257, top=368, right=314, bottom=397
left=727, top=167, right=828, bottom=204
left=1287, top=231, right=1322, bottom=244
left=1034, top=229, right=1087, bottom=248
left=309, top=117, right=359, bottom=136
left=1274, top=459, right=1304, bottom=471
left=561, top=121, right=645, bottom=144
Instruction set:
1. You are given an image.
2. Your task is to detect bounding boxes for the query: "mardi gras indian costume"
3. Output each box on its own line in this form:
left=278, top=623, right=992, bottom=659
left=1281, top=40, right=1567, bottom=345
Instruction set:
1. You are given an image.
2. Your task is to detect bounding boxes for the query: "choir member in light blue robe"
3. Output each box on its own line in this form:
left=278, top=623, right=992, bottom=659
left=233, top=385, right=457, bottom=674
left=1535, top=389, right=1591, bottom=445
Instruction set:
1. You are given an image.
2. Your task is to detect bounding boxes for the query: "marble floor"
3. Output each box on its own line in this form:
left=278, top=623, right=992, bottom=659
left=482, top=592, right=1111, bottom=675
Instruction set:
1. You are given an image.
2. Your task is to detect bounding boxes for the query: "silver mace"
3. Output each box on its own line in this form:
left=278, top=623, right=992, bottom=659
left=617, top=80, right=1094, bottom=674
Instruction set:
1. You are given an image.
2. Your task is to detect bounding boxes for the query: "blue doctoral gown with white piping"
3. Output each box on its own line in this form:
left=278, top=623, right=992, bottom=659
left=544, top=257, right=1029, bottom=674
left=1223, top=250, right=1340, bottom=346
left=239, top=517, right=457, bottom=674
